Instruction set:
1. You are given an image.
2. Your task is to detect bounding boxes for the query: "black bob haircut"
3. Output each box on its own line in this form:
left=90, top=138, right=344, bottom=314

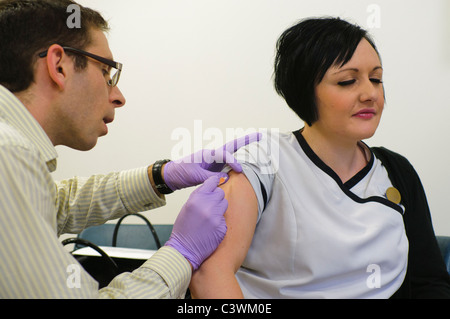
left=273, top=17, right=380, bottom=126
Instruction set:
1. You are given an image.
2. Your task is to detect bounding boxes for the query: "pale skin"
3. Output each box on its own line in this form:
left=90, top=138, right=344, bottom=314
left=13, top=28, right=167, bottom=197
left=15, top=29, right=126, bottom=151
left=189, top=38, right=385, bottom=298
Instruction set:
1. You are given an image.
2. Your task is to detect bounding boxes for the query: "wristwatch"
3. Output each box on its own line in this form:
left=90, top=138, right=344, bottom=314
left=152, top=159, right=173, bottom=194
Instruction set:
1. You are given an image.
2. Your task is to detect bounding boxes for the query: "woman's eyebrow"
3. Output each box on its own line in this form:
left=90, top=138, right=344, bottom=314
left=333, top=66, right=383, bottom=75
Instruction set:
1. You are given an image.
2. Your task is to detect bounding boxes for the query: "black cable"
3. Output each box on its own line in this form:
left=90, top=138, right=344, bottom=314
left=62, top=237, right=119, bottom=275
left=112, top=213, right=161, bottom=249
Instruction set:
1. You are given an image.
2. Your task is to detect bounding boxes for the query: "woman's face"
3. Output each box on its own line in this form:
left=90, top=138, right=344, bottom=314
left=313, top=38, right=384, bottom=144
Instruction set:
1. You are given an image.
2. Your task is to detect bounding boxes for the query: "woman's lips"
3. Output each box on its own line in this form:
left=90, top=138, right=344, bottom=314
left=353, top=109, right=376, bottom=119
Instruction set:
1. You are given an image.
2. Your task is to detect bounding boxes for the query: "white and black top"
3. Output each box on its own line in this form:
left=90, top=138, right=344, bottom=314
left=229, top=130, right=409, bottom=299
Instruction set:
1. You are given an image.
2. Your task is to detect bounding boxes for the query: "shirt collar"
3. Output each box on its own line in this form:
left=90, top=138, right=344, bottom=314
left=0, top=85, right=58, bottom=172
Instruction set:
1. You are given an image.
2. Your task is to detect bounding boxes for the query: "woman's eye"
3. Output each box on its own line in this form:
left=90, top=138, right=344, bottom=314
left=338, top=78, right=383, bottom=86
left=370, top=78, right=383, bottom=84
left=338, top=79, right=356, bottom=86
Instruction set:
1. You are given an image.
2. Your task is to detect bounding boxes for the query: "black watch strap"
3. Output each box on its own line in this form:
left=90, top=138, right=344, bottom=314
left=152, top=159, right=173, bottom=194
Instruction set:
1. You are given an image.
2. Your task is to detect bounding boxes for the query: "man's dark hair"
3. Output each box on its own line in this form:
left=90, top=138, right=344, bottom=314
left=273, top=17, right=380, bottom=126
left=0, top=0, right=109, bottom=92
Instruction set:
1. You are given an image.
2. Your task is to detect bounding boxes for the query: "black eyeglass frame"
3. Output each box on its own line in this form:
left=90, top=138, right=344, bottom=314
left=38, top=46, right=122, bottom=87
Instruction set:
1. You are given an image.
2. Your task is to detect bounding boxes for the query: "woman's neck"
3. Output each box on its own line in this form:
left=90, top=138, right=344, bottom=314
left=301, top=126, right=369, bottom=183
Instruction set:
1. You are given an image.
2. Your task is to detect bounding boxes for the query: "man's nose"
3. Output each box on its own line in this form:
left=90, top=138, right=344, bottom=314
left=111, top=85, right=126, bottom=108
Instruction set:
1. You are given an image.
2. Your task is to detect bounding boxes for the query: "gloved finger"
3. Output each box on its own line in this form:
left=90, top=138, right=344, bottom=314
left=221, top=132, right=262, bottom=154
left=191, top=167, right=229, bottom=186
left=211, top=186, right=226, bottom=200
left=215, top=197, right=228, bottom=213
left=213, top=149, right=242, bottom=173
left=195, top=175, right=221, bottom=193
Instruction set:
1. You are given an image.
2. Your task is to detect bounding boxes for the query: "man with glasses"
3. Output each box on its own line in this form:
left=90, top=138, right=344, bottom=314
left=0, top=0, right=259, bottom=298
left=38, top=46, right=123, bottom=88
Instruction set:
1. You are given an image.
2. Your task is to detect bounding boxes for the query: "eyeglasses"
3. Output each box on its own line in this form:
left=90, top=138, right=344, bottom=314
left=38, top=46, right=123, bottom=87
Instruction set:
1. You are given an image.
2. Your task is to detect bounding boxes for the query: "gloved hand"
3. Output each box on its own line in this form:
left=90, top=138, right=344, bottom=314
left=165, top=175, right=228, bottom=270
left=164, top=132, right=261, bottom=191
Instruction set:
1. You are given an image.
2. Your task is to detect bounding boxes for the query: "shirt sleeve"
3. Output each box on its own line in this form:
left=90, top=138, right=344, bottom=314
left=55, top=167, right=166, bottom=236
left=223, top=131, right=276, bottom=222
left=0, top=142, right=190, bottom=298
left=99, top=246, right=191, bottom=299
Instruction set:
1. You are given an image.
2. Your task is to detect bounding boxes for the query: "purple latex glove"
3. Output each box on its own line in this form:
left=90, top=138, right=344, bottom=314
left=165, top=175, right=228, bottom=270
left=164, top=132, right=262, bottom=191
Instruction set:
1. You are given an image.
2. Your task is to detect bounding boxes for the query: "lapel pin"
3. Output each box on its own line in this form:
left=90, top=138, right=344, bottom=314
left=386, top=187, right=401, bottom=204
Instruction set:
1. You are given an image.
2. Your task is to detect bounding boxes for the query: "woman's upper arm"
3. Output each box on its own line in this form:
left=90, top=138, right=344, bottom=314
left=189, top=170, right=259, bottom=298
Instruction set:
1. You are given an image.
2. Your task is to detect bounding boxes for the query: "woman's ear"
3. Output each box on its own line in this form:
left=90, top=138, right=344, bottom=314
left=44, top=44, right=68, bottom=90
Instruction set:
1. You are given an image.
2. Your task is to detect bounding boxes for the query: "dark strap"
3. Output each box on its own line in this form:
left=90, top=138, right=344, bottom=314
left=112, top=213, right=161, bottom=249
left=62, top=237, right=120, bottom=276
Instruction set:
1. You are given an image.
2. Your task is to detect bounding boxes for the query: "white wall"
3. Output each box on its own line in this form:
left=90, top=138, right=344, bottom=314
left=53, top=0, right=450, bottom=235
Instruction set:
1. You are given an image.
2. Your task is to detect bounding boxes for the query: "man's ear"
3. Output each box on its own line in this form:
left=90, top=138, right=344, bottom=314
left=44, top=44, right=69, bottom=90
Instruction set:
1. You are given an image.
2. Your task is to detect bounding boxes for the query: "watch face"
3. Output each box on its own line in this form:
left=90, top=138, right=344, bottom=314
left=157, top=184, right=173, bottom=194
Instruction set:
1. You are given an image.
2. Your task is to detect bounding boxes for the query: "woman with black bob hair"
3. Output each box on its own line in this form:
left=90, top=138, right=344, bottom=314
left=189, top=17, right=450, bottom=299
left=274, top=17, right=380, bottom=126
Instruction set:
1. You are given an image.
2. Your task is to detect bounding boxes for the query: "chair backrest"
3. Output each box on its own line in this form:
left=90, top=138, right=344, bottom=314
left=436, top=236, right=450, bottom=275
left=78, top=223, right=173, bottom=250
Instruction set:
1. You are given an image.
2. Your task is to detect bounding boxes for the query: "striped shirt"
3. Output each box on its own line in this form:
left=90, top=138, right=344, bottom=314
left=0, top=85, right=191, bottom=298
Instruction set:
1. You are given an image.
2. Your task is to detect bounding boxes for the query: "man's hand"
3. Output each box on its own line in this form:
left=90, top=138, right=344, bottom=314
left=164, top=175, right=228, bottom=270
left=163, top=132, right=261, bottom=191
